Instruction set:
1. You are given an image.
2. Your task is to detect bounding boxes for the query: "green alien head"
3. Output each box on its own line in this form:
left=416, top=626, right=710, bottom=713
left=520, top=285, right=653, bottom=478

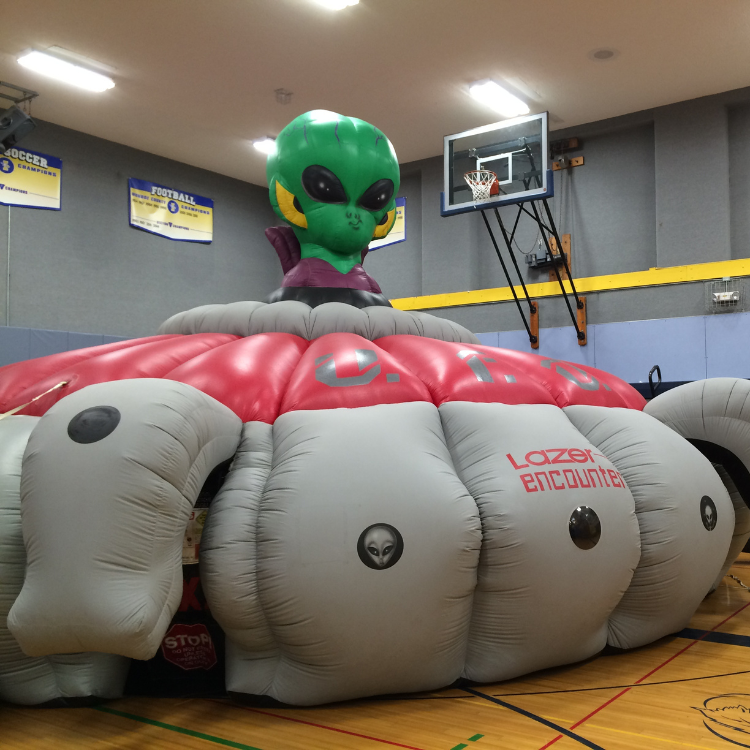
left=267, top=110, right=400, bottom=274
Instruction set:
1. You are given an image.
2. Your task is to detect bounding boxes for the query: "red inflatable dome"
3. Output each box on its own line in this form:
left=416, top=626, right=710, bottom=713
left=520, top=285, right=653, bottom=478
left=0, top=330, right=645, bottom=420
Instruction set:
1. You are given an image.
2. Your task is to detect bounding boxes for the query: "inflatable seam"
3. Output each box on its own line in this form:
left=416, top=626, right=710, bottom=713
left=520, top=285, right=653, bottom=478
left=436, top=405, right=490, bottom=674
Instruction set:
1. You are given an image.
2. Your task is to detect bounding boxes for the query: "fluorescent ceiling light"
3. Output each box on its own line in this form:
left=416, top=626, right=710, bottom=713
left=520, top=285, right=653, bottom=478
left=313, top=0, right=359, bottom=9
left=253, top=137, right=276, bottom=155
left=469, top=80, right=530, bottom=118
left=18, top=50, right=114, bottom=92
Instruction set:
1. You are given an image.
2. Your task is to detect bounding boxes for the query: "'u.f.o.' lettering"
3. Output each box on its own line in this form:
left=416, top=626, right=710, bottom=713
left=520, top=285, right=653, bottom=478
left=541, top=359, right=613, bottom=391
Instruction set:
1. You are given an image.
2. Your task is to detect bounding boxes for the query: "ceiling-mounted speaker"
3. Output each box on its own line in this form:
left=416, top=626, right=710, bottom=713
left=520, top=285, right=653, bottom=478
left=0, top=106, right=37, bottom=155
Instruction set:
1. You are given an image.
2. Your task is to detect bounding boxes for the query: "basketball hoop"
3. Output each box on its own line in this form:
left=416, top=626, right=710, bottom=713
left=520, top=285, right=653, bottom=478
left=464, top=169, right=498, bottom=201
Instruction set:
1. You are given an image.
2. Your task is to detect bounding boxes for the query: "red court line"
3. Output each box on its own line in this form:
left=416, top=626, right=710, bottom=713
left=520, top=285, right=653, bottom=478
left=215, top=702, right=428, bottom=750
left=538, top=599, right=750, bottom=749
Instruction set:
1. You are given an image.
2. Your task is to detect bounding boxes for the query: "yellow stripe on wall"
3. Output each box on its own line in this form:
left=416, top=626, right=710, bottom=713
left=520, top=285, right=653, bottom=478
left=391, top=258, right=750, bottom=311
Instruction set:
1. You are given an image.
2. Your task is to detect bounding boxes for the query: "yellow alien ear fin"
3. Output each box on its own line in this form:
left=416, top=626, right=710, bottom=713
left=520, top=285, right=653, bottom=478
left=372, top=208, right=396, bottom=239
left=275, top=180, right=308, bottom=229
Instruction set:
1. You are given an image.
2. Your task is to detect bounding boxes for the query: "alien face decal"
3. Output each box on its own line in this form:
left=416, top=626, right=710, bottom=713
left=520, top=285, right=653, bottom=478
left=267, top=110, right=401, bottom=273
left=700, top=495, right=717, bottom=531
left=357, top=523, right=404, bottom=570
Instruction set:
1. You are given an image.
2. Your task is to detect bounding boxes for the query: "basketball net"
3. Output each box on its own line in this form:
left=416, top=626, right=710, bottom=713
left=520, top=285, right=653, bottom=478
left=464, top=169, right=497, bottom=201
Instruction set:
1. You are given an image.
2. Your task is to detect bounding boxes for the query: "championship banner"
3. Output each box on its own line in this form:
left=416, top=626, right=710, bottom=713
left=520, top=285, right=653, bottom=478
left=369, top=196, right=406, bottom=250
left=128, top=178, right=213, bottom=243
left=0, top=147, right=62, bottom=210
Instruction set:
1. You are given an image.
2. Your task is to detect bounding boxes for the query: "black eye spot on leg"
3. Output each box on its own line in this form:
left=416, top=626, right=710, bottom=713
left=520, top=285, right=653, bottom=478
left=569, top=506, right=601, bottom=550
left=68, top=406, right=121, bottom=444
left=293, top=196, right=305, bottom=214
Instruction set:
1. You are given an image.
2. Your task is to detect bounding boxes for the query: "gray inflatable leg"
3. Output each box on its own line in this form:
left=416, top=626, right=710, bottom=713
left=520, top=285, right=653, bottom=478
left=710, top=465, right=750, bottom=589
left=0, top=416, right=128, bottom=705
left=440, top=402, right=640, bottom=682
left=207, top=402, right=481, bottom=705
left=0, top=416, right=57, bottom=704
left=200, top=421, right=281, bottom=695
left=645, top=378, right=750, bottom=578
left=565, top=405, right=734, bottom=649
left=8, top=379, right=241, bottom=660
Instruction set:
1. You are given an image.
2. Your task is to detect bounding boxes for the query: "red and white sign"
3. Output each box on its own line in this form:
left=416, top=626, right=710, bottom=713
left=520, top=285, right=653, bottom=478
left=161, top=623, right=217, bottom=671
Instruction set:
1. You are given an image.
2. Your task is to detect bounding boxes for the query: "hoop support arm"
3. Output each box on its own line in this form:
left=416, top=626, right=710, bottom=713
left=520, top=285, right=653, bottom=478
left=480, top=210, right=538, bottom=346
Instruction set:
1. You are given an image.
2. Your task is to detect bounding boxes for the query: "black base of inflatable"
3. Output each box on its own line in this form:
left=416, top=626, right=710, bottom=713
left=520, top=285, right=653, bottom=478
left=266, top=286, right=392, bottom=308
left=227, top=691, right=292, bottom=708
left=33, top=696, right=107, bottom=709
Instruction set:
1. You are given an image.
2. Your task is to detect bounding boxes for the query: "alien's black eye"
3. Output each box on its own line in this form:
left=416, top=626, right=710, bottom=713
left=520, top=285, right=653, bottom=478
left=301, top=165, right=347, bottom=204
left=359, top=179, right=394, bottom=211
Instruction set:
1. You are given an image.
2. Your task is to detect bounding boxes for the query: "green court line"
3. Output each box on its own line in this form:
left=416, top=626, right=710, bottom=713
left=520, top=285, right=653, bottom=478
left=451, top=732, right=484, bottom=749
left=93, top=705, right=264, bottom=750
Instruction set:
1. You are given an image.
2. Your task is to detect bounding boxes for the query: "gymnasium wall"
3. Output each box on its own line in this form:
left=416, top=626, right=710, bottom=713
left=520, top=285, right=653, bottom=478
left=0, top=119, right=280, bottom=339
left=366, top=85, right=750, bottom=340
left=3, top=87, right=750, bottom=382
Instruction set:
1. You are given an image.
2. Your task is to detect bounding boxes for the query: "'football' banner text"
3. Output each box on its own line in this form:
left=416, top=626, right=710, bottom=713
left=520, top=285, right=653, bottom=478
left=0, top=147, right=62, bottom=210
left=129, top=178, right=213, bottom=243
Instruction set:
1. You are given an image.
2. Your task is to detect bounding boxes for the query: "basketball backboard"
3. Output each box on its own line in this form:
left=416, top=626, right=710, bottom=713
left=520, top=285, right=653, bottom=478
left=441, top=111, right=551, bottom=216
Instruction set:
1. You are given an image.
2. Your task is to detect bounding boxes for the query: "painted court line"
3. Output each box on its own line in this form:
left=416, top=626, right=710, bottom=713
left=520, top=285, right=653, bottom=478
left=220, top=702, right=428, bottom=750
left=93, top=705, right=264, bottom=750
left=703, top=719, right=750, bottom=747
left=491, top=667, right=750, bottom=697
left=584, top=719, right=719, bottom=750
left=450, top=733, right=484, bottom=750
left=537, top=599, right=750, bottom=749
left=676, top=627, right=750, bottom=647
left=462, top=688, right=605, bottom=750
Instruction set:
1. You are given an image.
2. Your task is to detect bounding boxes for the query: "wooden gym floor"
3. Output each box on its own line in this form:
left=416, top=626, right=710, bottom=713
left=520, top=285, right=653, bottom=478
left=3, top=554, right=750, bottom=750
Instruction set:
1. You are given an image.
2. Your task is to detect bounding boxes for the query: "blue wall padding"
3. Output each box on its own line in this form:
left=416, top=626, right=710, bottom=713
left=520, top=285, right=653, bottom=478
left=705, top=313, right=750, bottom=378
left=0, top=328, right=32, bottom=368
left=0, top=327, right=127, bottom=368
left=594, top=317, right=706, bottom=383
left=29, top=330, right=70, bottom=361
left=481, top=310, right=750, bottom=383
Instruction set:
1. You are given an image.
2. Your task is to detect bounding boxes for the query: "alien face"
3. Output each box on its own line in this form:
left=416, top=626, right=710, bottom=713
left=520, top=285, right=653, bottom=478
left=700, top=495, right=717, bottom=531
left=267, top=110, right=401, bottom=257
left=357, top=523, right=404, bottom=571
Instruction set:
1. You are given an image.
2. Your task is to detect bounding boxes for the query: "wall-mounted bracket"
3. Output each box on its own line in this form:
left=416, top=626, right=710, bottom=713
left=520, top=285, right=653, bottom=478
left=576, top=295, right=587, bottom=346
left=550, top=137, right=580, bottom=155
left=530, top=303, right=539, bottom=349
left=0, top=81, right=39, bottom=107
left=552, top=155, right=584, bottom=171
left=548, top=234, right=572, bottom=282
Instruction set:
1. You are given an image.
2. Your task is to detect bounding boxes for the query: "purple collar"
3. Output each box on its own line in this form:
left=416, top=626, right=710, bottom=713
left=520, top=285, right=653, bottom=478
left=265, top=226, right=382, bottom=293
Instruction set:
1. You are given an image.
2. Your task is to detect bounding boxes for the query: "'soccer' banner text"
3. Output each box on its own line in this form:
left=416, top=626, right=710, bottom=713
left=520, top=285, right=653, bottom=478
left=0, top=148, right=62, bottom=210
left=129, top=178, right=213, bottom=243
left=369, top=196, right=406, bottom=250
